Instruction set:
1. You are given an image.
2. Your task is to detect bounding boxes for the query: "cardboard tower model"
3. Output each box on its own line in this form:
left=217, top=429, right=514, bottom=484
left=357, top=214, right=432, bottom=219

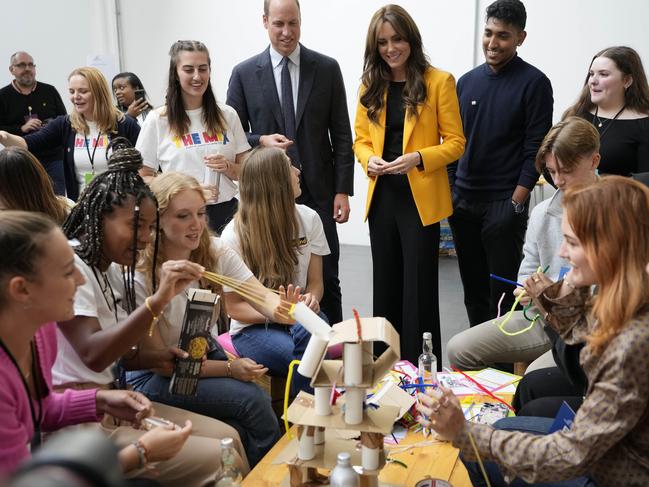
left=274, top=302, right=402, bottom=487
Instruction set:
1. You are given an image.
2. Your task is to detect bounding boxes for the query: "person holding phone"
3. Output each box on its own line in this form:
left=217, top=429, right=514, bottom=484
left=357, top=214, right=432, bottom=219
left=137, top=40, right=250, bottom=234
left=112, top=72, right=152, bottom=125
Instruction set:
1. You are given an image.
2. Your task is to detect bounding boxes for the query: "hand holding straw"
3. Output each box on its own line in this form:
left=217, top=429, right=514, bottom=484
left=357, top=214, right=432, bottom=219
left=202, top=271, right=297, bottom=323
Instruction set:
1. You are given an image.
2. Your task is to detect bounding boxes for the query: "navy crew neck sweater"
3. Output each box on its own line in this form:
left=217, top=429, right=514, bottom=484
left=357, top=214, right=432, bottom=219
left=451, top=55, right=553, bottom=202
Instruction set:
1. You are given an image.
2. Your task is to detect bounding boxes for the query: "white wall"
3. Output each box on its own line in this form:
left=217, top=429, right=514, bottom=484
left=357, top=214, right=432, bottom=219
left=117, top=0, right=477, bottom=246
left=3, top=0, right=649, bottom=245
left=0, top=0, right=119, bottom=112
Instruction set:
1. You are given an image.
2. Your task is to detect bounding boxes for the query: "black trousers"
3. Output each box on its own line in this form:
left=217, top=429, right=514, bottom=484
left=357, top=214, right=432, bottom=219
left=448, top=194, right=528, bottom=327
left=206, top=197, right=238, bottom=235
left=368, top=175, right=441, bottom=367
left=297, top=190, right=342, bottom=324
left=513, top=367, right=584, bottom=418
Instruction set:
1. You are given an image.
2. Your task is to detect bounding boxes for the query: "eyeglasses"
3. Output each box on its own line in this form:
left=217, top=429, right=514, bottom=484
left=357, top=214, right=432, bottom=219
left=13, top=63, right=35, bottom=69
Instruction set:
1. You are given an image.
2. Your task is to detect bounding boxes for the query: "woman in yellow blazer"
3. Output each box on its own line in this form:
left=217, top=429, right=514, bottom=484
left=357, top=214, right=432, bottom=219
left=353, top=4, right=465, bottom=365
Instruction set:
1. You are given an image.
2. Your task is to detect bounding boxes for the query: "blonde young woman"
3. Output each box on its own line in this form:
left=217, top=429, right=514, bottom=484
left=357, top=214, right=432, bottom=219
left=221, top=147, right=330, bottom=395
left=418, top=177, right=649, bottom=486
left=130, top=171, right=295, bottom=467
left=0, top=67, right=139, bottom=200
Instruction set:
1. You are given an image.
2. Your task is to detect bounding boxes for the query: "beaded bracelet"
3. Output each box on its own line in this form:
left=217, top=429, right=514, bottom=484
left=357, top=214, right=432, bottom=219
left=132, top=439, right=149, bottom=469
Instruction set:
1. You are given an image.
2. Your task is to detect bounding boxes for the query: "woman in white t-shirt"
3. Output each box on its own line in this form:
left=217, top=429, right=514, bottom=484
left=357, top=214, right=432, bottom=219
left=221, top=147, right=330, bottom=395
left=137, top=40, right=250, bottom=234
left=129, top=171, right=297, bottom=467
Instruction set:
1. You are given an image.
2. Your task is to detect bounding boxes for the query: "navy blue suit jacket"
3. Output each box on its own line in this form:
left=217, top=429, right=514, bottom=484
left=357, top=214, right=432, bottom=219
left=226, top=44, right=353, bottom=209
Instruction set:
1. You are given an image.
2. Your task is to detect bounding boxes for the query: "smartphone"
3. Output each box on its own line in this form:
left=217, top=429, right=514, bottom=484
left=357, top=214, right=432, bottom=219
left=134, top=88, right=146, bottom=103
left=142, top=416, right=179, bottom=431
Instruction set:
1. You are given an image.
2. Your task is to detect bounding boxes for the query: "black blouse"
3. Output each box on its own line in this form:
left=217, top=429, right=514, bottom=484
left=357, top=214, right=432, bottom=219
left=582, top=113, right=649, bottom=176
left=382, top=81, right=406, bottom=163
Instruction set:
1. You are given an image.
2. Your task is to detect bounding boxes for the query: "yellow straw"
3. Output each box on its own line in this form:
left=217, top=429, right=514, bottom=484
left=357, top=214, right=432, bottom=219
left=468, top=427, right=492, bottom=487
left=284, top=359, right=301, bottom=438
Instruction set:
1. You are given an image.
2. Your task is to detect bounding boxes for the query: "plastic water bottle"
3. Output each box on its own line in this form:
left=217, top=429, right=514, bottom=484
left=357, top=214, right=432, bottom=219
left=330, top=452, right=359, bottom=487
left=215, top=438, right=242, bottom=486
left=418, top=332, right=438, bottom=387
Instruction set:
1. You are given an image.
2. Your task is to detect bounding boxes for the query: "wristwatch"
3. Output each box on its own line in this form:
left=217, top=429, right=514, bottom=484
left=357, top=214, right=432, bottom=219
left=511, top=199, right=526, bottom=214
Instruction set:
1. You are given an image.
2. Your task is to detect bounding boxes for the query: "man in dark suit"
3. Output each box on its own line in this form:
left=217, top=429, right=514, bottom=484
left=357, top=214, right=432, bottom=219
left=226, top=0, right=354, bottom=324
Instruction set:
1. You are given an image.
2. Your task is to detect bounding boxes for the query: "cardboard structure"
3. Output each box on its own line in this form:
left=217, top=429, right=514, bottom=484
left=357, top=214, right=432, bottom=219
left=276, top=303, right=402, bottom=487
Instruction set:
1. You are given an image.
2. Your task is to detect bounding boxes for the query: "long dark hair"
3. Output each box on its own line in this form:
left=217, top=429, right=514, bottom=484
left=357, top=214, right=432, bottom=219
left=563, top=46, right=649, bottom=119
left=360, top=4, right=430, bottom=124
left=0, top=147, right=67, bottom=225
left=63, top=138, right=159, bottom=313
left=165, top=40, right=226, bottom=138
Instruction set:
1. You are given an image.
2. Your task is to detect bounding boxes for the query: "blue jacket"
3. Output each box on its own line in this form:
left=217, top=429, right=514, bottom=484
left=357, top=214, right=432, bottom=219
left=24, top=114, right=140, bottom=200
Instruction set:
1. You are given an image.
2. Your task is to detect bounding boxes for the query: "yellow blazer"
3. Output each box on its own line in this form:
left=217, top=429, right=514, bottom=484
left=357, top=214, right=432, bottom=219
left=353, top=68, right=465, bottom=226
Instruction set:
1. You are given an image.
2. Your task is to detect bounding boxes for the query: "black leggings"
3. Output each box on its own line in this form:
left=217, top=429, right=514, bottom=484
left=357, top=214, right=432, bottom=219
left=513, top=367, right=584, bottom=417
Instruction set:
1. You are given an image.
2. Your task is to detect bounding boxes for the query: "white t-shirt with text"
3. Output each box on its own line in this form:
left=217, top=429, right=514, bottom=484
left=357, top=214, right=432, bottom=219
left=73, top=121, right=109, bottom=193
left=136, top=105, right=250, bottom=204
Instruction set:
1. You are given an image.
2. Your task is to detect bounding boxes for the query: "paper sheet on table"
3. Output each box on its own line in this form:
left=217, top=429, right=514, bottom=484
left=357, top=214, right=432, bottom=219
left=472, top=368, right=520, bottom=393
left=436, top=372, right=480, bottom=395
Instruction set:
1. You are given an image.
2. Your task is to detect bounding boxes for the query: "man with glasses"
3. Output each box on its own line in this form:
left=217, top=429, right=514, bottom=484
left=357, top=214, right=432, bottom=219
left=0, top=51, right=67, bottom=194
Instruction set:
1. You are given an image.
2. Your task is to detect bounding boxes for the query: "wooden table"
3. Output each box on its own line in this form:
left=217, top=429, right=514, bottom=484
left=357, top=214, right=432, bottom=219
left=242, top=426, right=472, bottom=487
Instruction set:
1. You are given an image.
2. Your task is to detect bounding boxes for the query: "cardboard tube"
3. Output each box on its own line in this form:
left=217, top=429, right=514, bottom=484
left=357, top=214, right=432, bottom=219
left=360, top=432, right=383, bottom=471
left=344, top=342, right=363, bottom=385
left=314, top=386, right=332, bottom=416
left=298, top=425, right=315, bottom=460
left=297, top=335, right=329, bottom=378
left=290, top=302, right=331, bottom=338
left=344, top=388, right=365, bottom=425
left=361, top=445, right=379, bottom=471
left=314, top=426, right=325, bottom=445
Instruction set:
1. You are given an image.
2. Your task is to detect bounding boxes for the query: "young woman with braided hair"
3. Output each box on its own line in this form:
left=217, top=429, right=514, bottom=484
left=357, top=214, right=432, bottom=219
left=54, top=138, right=250, bottom=485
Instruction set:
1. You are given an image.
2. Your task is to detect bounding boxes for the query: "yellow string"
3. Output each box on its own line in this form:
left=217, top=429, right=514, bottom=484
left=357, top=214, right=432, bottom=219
left=202, top=271, right=291, bottom=321
left=492, top=266, right=543, bottom=336
left=468, top=427, right=492, bottom=487
left=491, top=291, right=538, bottom=336
left=284, top=359, right=301, bottom=438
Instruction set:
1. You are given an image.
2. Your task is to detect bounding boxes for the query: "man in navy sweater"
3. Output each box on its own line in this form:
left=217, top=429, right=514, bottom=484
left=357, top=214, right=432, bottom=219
left=0, top=52, right=67, bottom=194
left=449, top=0, right=553, bottom=327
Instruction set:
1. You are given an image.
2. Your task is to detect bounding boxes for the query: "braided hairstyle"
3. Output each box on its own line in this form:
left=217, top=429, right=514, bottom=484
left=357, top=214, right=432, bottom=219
left=63, top=137, right=159, bottom=313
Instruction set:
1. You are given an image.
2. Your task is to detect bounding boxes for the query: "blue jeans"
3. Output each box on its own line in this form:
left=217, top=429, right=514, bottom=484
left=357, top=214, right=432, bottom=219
left=232, top=321, right=316, bottom=395
left=463, top=417, right=597, bottom=487
left=127, top=345, right=279, bottom=467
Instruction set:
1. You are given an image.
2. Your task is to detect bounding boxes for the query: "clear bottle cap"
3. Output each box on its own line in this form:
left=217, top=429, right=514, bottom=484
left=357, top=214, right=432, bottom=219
left=221, top=437, right=233, bottom=448
left=423, top=332, right=432, bottom=340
